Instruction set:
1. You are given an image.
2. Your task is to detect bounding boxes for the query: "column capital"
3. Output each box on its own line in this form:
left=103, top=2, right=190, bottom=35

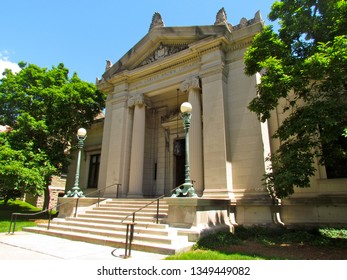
left=127, top=93, right=152, bottom=108
left=180, top=76, right=200, bottom=92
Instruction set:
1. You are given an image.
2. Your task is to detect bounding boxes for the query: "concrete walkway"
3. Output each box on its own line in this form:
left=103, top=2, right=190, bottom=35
left=0, top=231, right=168, bottom=260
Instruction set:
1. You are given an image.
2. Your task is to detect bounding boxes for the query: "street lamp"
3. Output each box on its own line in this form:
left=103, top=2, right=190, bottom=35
left=65, top=128, right=87, bottom=197
left=172, top=102, right=197, bottom=197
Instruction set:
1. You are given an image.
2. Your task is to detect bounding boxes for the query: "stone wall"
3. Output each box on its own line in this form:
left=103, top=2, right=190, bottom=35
left=25, top=175, right=66, bottom=209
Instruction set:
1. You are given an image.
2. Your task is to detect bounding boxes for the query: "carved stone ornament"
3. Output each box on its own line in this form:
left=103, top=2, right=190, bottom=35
left=128, top=93, right=152, bottom=108
left=215, top=7, right=228, bottom=25
left=161, top=108, right=179, bottom=124
left=105, top=60, right=112, bottom=71
left=232, top=11, right=263, bottom=31
left=138, top=43, right=188, bottom=67
left=149, top=12, right=165, bottom=32
left=254, top=10, right=262, bottom=23
left=240, top=17, right=248, bottom=28
left=180, top=77, right=200, bottom=92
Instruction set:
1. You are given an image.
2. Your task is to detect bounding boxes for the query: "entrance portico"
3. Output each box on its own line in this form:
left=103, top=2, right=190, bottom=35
left=88, top=9, right=282, bottom=227
left=96, top=10, right=266, bottom=203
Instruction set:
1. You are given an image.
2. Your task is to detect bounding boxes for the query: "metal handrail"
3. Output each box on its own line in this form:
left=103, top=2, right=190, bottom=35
left=7, top=183, right=121, bottom=234
left=120, top=183, right=186, bottom=258
left=121, top=183, right=185, bottom=224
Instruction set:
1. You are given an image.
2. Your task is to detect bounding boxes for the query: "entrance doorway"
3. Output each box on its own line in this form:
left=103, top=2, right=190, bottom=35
left=174, top=139, right=185, bottom=187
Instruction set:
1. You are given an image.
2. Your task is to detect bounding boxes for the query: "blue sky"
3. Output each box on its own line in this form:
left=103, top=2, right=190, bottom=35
left=1, top=0, right=277, bottom=83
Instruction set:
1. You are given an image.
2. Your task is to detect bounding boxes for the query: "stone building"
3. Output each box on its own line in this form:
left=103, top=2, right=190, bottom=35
left=65, top=8, right=347, bottom=228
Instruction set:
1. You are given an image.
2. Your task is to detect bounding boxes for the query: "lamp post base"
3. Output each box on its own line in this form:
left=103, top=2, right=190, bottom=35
left=65, top=186, right=85, bottom=198
left=171, top=183, right=198, bottom=198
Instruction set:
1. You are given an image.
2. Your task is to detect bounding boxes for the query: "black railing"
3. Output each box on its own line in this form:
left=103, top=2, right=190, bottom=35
left=121, top=183, right=186, bottom=258
left=7, top=183, right=121, bottom=234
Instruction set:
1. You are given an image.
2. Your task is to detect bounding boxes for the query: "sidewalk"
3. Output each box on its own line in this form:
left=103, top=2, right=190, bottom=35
left=0, top=231, right=168, bottom=260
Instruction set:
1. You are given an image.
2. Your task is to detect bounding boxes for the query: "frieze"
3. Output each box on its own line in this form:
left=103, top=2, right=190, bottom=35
left=131, top=60, right=199, bottom=88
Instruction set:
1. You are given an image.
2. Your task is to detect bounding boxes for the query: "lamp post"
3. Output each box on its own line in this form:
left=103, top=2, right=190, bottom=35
left=172, top=102, right=197, bottom=197
left=65, top=128, right=87, bottom=198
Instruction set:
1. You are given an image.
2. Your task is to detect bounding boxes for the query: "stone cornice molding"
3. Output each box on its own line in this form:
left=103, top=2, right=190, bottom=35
left=97, top=22, right=263, bottom=93
left=180, top=77, right=200, bottom=92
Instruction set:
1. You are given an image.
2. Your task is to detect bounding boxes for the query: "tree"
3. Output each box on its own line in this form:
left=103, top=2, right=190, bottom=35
left=0, top=133, right=56, bottom=204
left=244, top=0, right=347, bottom=198
left=0, top=62, right=105, bottom=208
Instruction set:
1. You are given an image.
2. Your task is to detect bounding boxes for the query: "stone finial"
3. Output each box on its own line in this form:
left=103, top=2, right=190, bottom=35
left=149, top=12, right=165, bottom=32
left=240, top=17, right=248, bottom=27
left=215, top=7, right=228, bottom=25
left=254, top=11, right=262, bottom=23
left=105, top=60, right=112, bottom=71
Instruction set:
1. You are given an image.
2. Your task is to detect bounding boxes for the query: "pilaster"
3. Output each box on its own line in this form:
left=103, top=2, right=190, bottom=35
left=98, top=89, right=129, bottom=197
left=180, top=77, right=204, bottom=196
left=200, top=49, right=234, bottom=199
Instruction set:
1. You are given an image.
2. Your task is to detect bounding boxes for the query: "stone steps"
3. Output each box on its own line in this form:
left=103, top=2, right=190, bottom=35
left=23, top=198, right=193, bottom=255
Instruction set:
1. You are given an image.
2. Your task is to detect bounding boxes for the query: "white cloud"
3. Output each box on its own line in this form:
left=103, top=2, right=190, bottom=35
left=0, top=51, right=21, bottom=78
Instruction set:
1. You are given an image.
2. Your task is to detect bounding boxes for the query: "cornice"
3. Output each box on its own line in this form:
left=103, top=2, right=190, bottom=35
left=97, top=20, right=263, bottom=93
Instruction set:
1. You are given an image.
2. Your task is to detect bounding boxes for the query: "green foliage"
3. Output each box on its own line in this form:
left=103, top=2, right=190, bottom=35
left=165, top=250, right=265, bottom=260
left=0, top=133, right=56, bottom=202
left=244, top=0, right=347, bottom=198
left=319, top=227, right=347, bottom=239
left=0, top=63, right=105, bottom=173
left=193, top=231, right=241, bottom=250
left=170, top=226, right=347, bottom=260
left=0, top=62, right=105, bottom=207
left=194, top=226, right=347, bottom=251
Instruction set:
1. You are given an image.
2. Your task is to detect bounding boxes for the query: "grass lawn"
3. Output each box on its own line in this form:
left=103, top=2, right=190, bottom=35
left=166, top=250, right=267, bottom=260
left=0, top=199, right=50, bottom=233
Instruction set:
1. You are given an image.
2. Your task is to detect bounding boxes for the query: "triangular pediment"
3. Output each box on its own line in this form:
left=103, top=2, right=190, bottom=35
left=99, top=11, right=264, bottom=83
left=101, top=25, right=230, bottom=80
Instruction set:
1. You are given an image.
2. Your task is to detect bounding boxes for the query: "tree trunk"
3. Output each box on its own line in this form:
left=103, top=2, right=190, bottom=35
left=42, top=181, right=51, bottom=211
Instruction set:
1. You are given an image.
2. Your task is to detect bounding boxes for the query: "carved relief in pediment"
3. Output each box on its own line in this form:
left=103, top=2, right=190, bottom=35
left=137, top=43, right=189, bottom=68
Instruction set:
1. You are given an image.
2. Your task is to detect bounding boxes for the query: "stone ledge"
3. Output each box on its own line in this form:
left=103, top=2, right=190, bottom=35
left=164, top=198, right=234, bottom=241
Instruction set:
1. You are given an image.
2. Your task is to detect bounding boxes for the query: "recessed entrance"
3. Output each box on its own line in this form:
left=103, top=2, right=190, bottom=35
left=174, top=138, right=185, bottom=187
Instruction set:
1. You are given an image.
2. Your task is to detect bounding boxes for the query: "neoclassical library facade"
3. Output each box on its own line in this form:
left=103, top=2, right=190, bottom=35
left=65, top=9, right=347, bottom=227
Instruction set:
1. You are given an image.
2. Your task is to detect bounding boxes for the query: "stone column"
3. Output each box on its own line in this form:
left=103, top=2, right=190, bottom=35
left=127, top=93, right=149, bottom=197
left=181, top=77, right=204, bottom=195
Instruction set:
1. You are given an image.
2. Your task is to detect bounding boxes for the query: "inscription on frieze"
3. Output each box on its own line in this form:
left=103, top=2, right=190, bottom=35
left=131, top=61, right=199, bottom=88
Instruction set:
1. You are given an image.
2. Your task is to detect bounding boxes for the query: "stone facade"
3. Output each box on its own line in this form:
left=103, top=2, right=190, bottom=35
left=65, top=9, right=347, bottom=229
